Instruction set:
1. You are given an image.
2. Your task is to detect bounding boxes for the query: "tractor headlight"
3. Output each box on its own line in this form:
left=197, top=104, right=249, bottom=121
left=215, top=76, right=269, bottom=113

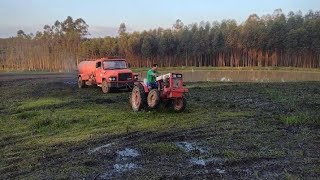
left=172, top=74, right=182, bottom=78
left=108, top=77, right=116, bottom=81
left=134, top=75, right=139, bottom=80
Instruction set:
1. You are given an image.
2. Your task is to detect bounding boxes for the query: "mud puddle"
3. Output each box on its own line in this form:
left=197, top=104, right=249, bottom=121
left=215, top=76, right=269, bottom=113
left=90, top=145, right=141, bottom=179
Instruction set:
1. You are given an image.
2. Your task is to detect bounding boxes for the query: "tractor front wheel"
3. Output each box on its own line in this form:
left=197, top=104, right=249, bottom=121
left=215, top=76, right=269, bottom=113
left=147, top=89, right=160, bottom=109
left=131, top=85, right=147, bottom=112
left=172, top=97, right=187, bottom=112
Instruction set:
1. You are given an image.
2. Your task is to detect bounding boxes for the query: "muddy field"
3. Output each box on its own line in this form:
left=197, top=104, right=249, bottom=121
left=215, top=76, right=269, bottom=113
left=0, top=73, right=319, bottom=179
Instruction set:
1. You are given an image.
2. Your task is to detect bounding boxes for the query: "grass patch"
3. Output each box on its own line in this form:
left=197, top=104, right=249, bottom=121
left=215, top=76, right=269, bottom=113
left=16, top=111, right=40, bottom=120
left=222, top=150, right=238, bottom=159
left=217, top=111, right=253, bottom=118
left=264, top=89, right=291, bottom=103
left=140, top=142, right=183, bottom=156
left=17, top=98, right=65, bottom=111
left=279, top=114, right=309, bottom=125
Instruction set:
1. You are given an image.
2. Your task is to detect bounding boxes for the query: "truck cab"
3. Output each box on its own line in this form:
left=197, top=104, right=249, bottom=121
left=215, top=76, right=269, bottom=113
left=77, top=57, right=138, bottom=93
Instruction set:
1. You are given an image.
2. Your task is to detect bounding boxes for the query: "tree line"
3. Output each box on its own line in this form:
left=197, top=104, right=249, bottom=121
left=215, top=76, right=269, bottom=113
left=0, top=9, right=320, bottom=71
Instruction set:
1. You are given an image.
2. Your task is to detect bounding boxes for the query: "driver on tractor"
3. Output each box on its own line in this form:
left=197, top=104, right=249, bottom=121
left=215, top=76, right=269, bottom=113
left=147, top=64, right=159, bottom=89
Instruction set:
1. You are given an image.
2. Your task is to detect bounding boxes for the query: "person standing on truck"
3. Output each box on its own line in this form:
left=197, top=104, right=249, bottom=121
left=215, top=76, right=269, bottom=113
left=147, top=64, right=159, bottom=89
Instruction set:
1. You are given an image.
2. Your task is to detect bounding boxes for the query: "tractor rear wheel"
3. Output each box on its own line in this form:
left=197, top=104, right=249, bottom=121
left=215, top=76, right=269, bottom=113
left=147, top=89, right=160, bottom=109
left=102, top=80, right=110, bottom=93
left=78, top=77, right=86, bottom=88
left=131, top=85, right=147, bottom=111
left=172, top=97, right=187, bottom=112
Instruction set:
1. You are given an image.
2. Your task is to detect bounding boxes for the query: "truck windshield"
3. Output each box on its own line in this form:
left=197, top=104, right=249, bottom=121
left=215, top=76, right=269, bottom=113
left=103, top=60, right=127, bottom=70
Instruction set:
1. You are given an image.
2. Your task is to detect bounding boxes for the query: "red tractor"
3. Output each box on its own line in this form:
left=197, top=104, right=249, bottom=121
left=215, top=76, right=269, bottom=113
left=130, top=73, right=188, bottom=112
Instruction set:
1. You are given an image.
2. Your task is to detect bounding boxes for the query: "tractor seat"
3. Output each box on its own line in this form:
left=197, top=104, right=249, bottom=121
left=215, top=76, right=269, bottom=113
left=143, top=78, right=158, bottom=90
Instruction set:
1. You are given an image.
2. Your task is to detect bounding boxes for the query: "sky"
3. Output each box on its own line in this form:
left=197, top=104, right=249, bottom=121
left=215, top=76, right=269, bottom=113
left=0, top=0, right=319, bottom=38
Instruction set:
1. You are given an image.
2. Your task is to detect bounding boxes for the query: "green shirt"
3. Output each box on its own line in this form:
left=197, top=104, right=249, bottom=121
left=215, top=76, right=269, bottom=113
left=147, top=69, right=158, bottom=83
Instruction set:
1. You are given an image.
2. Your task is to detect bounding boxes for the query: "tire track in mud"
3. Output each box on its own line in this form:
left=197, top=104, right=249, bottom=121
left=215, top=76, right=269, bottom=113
left=3, top=114, right=319, bottom=179
left=81, top=113, right=319, bottom=178
left=80, top=126, right=274, bottom=179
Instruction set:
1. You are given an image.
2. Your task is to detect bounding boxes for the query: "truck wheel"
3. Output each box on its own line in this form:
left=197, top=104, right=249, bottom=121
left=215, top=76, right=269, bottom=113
left=172, top=97, right=187, bottom=112
left=102, top=80, right=110, bottom=93
left=78, top=77, right=86, bottom=88
left=131, top=85, right=147, bottom=111
left=147, top=89, right=160, bottom=109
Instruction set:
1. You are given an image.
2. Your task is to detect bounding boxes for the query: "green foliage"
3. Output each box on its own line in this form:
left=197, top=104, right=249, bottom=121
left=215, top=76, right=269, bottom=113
left=1, top=9, right=320, bottom=71
left=118, top=23, right=127, bottom=35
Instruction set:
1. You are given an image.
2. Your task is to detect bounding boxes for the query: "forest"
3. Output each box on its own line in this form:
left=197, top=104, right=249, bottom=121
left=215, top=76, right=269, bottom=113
left=0, top=9, right=319, bottom=71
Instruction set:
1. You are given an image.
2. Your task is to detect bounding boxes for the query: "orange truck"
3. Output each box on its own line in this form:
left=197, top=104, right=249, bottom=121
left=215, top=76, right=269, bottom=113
left=77, top=57, right=138, bottom=93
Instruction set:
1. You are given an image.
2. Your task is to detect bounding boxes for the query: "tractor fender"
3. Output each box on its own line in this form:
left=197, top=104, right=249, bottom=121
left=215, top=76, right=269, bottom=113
left=134, top=81, right=149, bottom=93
